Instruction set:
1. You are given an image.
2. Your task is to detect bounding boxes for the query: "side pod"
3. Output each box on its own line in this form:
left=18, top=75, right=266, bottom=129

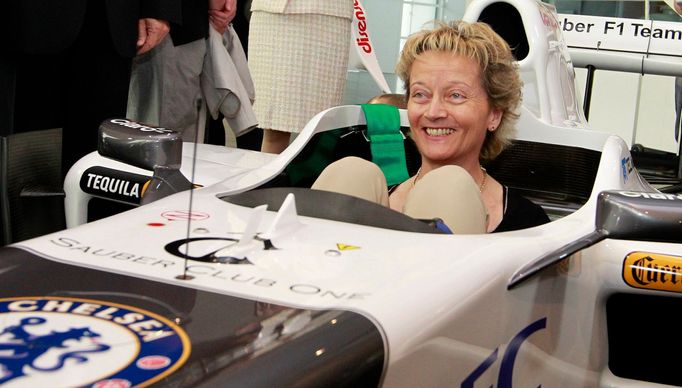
left=508, top=190, right=682, bottom=289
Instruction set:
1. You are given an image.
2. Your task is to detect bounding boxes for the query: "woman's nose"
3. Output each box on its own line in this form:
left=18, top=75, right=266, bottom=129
left=424, top=98, right=447, bottom=120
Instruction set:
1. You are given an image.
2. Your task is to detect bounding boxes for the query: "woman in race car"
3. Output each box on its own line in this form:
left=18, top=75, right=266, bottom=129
left=312, top=20, right=549, bottom=234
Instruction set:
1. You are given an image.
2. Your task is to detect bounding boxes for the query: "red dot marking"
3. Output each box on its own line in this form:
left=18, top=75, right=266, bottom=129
left=137, top=355, right=171, bottom=370
left=93, top=379, right=131, bottom=388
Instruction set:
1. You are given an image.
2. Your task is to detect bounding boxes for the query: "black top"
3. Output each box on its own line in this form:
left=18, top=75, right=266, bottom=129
left=170, top=0, right=209, bottom=46
left=493, top=186, right=551, bottom=233
left=387, top=183, right=551, bottom=233
left=6, top=0, right=182, bottom=57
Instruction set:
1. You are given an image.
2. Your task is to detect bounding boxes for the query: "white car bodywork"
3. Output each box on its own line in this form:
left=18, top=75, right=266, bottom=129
left=5, top=0, right=682, bottom=387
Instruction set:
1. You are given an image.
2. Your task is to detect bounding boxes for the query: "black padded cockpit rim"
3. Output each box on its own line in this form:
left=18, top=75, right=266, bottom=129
left=221, top=187, right=445, bottom=234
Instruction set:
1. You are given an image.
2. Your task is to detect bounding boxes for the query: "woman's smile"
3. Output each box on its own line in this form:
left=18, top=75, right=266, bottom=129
left=424, top=127, right=455, bottom=136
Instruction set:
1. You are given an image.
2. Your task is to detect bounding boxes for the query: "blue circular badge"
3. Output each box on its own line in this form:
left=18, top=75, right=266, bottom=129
left=0, top=297, right=191, bottom=387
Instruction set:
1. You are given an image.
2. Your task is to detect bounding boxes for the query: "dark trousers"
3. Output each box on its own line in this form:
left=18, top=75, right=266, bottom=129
left=9, top=0, right=132, bottom=177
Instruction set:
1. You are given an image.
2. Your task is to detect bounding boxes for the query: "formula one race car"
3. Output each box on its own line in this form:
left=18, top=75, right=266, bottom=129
left=2, top=0, right=682, bottom=387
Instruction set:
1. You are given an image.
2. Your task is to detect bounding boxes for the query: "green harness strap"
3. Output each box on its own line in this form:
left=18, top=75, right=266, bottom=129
left=361, top=103, right=410, bottom=186
left=285, top=128, right=343, bottom=187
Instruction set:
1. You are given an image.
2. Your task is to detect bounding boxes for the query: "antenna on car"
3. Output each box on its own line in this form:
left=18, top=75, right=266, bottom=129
left=176, top=99, right=204, bottom=281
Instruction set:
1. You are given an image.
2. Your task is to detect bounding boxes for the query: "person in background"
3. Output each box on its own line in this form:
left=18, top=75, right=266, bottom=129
left=312, top=20, right=549, bottom=234
left=367, top=93, right=407, bottom=110
left=248, top=1, right=354, bottom=154
left=1, top=0, right=180, bottom=177
left=127, top=0, right=241, bottom=142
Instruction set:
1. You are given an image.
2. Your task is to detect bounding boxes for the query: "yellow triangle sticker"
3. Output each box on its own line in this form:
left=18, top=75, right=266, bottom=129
left=337, top=243, right=360, bottom=251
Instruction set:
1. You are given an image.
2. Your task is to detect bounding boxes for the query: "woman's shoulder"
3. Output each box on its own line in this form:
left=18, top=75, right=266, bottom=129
left=493, top=186, right=550, bottom=233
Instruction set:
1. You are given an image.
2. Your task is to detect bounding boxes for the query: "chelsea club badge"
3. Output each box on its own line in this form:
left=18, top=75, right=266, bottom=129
left=0, top=297, right=191, bottom=387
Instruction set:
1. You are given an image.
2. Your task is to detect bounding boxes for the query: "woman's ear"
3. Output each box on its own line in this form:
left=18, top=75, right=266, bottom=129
left=487, top=107, right=503, bottom=131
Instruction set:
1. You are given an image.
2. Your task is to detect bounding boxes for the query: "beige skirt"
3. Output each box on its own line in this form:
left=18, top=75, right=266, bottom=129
left=248, top=11, right=351, bottom=133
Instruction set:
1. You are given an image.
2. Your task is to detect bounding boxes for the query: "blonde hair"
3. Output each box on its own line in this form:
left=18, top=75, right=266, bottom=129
left=395, top=20, right=522, bottom=161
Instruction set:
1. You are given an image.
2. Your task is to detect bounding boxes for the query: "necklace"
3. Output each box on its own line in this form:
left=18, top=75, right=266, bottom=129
left=412, top=168, right=422, bottom=187
left=479, top=167, right=487, bottom=193
left=413, top=166, right=488, bottom=193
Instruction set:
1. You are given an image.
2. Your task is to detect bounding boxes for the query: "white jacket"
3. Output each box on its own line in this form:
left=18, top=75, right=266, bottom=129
left=201, top=26, right=257, bottom=137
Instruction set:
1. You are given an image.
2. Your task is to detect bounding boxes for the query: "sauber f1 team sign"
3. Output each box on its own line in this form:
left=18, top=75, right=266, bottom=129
left=559, top=13, right=681, bottom=56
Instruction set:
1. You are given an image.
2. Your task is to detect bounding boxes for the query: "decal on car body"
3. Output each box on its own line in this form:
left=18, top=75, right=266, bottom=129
left=620, top=156, right=634, bottom=182
left=623, top=252, right=682, bottom=292
left=462, top=317, right=547, bottom=387
left=80, top=166, right=151, bottom=205
left=0, top=297, right=190, bottom=387
left=0, top=247, right=386, bottom=386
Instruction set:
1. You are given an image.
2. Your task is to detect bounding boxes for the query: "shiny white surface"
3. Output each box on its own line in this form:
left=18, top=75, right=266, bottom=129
left=28, top=120, right=677, bottom=386
left=48, top=0, right=682, bottom=386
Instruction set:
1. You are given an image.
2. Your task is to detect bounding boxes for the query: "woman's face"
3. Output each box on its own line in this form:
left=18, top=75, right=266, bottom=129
left=407, top=51, right=501, bottom=169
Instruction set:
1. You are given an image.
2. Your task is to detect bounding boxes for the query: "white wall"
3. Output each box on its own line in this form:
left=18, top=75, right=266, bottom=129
left=635, top=75, right=679, bottom=153
left=343, top=1, right=681, bottom=156
left=343, top=0, right=469, bottom=104
left=344, top=1, right=403, bottom=104
left=575, top=69, right=679, bottom=153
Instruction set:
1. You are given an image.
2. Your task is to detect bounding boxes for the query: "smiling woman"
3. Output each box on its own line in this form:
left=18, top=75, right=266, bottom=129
left=312, top=20, right=549, bottom=234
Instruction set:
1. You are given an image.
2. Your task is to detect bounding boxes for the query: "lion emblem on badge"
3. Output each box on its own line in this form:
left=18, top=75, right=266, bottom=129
left=0, top=316, right=111, bottom=384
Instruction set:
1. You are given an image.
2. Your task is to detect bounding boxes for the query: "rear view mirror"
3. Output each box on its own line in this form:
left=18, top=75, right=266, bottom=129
left=596, top=191, right=682, bottom=243
left=98, top=118, right=183, bottom=170
left=97, top=118, right=191, bottom=204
